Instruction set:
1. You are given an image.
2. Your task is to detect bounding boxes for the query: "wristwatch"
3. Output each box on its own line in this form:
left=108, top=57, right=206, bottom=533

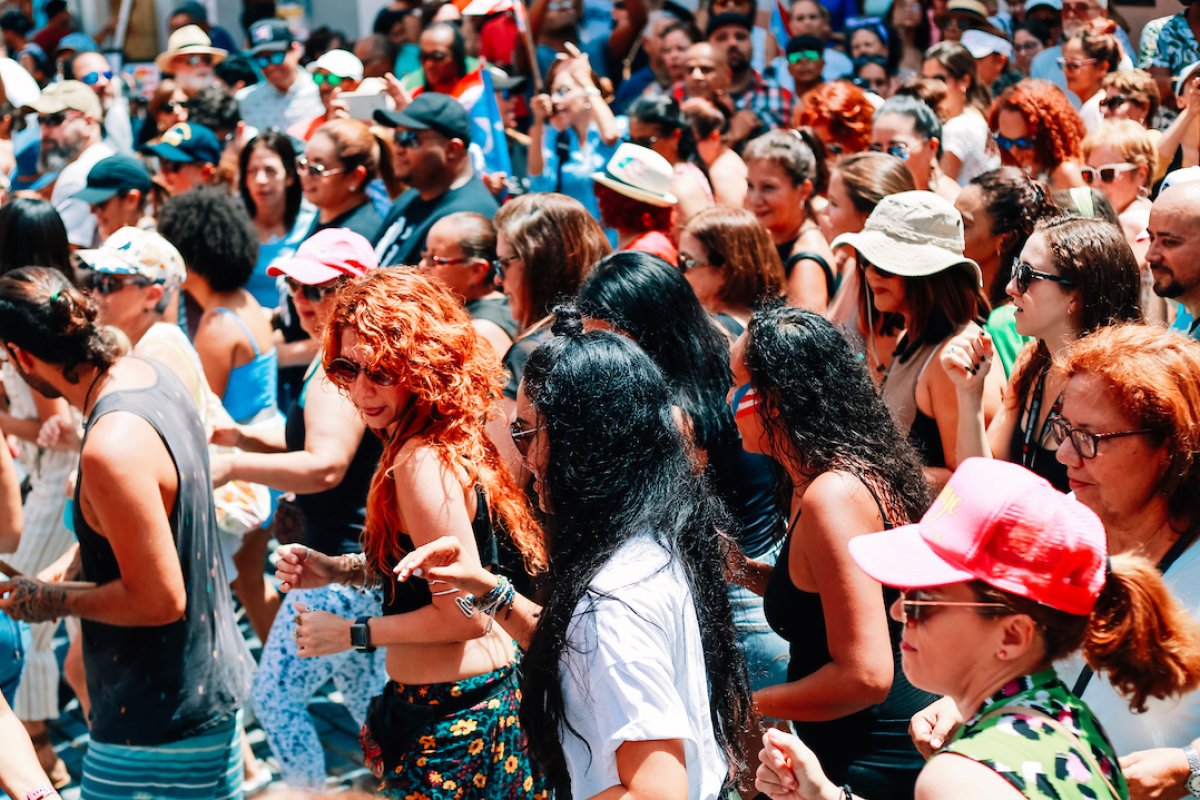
left=349, top=616, right=375, bottom=653
left=1185, top=744, right=1200, bottom=798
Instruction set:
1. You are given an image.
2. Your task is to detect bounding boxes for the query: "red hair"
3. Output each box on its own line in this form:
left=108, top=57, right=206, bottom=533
left=792, top=80, right=874, bottom=155
left=594, top=183, right=674, bottom=234
left=989, top=79, right=1085, bottom=174
left=323, top=268, right=546, bottom=574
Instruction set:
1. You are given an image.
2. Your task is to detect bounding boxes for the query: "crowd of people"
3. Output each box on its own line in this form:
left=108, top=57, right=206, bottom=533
left=0, top=0, right=1199, bottom=798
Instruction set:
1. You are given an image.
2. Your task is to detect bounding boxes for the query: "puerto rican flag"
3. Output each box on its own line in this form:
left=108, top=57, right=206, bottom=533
left=734, top=386, right=760, bottom=419
left=450, top=67, right=513, bottom=177
left=770, top=0, right=791, bottom=49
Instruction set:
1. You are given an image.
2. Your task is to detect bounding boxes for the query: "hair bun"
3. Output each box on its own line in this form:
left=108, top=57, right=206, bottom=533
left=551, top=304, right=584, bottom=337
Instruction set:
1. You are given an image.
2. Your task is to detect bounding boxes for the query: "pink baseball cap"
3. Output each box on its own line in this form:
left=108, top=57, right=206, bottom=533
left=848, top=458, right=1107, bottom=616
left=267, top=228, right=379, bottom=285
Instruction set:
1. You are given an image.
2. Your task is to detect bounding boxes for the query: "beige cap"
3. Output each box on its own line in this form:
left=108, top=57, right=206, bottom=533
left=23, top=80, right=102, bottom=119
left=155, top=24, right=227, bottom=72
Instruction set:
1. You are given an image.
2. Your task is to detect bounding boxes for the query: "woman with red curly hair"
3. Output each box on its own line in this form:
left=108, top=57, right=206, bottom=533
left=277, top=268, right=548, bottom=798
left=792, top=80, right=875, bottom=164
left=989, top=79, right=1088, bottom=190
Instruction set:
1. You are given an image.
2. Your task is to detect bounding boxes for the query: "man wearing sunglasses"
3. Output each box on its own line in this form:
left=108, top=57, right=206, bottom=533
left=372, top=93, right=498, bottom=267
left=236, top=18, right=322, bottom=133
left=22, top=80, right=114, bottom=249
left=154, top=24, right=227, bottom=98
left=66, top=49, right=134, bottom=155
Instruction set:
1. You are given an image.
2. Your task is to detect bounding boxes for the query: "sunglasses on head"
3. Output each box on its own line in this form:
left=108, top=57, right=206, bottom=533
left=1011, top=258, right=1073, bottom=294
left=1080, top=162, right=1137, bottom=184
left=88, top=273, right=155, bottom=295
left=312, top=72, right=348, bottom=87
left=325, top=356, right=398, bottom=387
left=995, top=134, right=1034, bottom=151
left=80, top=69, right=112, bottom=85
left=897, top=589, right=1011, bottom=624
left=253, top=50, right=287, bottom=69
left=285, top=277, right=344, bottom=302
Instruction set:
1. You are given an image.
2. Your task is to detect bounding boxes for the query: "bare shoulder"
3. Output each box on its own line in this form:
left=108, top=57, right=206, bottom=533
left=917, top=753, right=1024, bottom=800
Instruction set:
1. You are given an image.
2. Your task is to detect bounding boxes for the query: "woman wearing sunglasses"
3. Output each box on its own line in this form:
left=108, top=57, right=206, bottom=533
left=212, top=228, right=387, bottom=789
left=731, top=305, right=934, bottom=798
left=391, top=305, right=752, bottom=799
left=299, top=119, right=394, bottom=241
left=1060, top=19, right=1121, bottom=133
left=940, top=215, right=1142, bottom=492
left=294, top=49, right=363, bottom=142
left=757, top=457, right=1200, bottom=800
left=276, top=268, right=547, bottom=798
left=988, top=78, right=1088, bottom=191
left=1081, top=120, right=1156, bottom=268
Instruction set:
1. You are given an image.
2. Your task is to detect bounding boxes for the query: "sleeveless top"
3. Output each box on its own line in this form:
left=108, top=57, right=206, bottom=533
left=776, top=238, right=836, bottom=301
left=1006, top=366, right=1069, bottom=493
left=466, top=294, right=519, bottom=339
left=75, top=358, right=252, bottom=745
left=283, top=361, right=383, bottom=556
left=882, top=326, right=971, bottom=468
left=213, top=307, right=278, bottom=425
left=762, top=479, right=934, bottom=786
left=944, top=669, right=1126, bottom=800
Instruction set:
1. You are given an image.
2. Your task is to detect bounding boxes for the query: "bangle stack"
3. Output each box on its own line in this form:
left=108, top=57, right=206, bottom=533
left=454, top=575, right=516, bottom=632
left=347, top=553, right=381, bottom=591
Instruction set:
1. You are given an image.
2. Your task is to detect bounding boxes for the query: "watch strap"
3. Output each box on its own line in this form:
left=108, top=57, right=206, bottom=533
left=351, top=615, right=375, bottom=652
left=1185, top=744, right=1200, bottom=798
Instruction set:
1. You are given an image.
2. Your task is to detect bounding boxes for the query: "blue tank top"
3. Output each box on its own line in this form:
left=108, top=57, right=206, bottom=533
left=214, top=307, right=278, bottom=424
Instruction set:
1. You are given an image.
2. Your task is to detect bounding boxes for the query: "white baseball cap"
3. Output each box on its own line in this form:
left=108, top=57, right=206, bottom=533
left=308, top=49, right=364, bottom=82
left=962, top=29, right=1013, bottom=60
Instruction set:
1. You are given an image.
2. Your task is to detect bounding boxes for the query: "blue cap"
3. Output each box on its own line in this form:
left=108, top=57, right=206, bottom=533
left=142, top=122, right=223, bottom=165
left=72, top=155, right=153, bottom=203
left=7, top=140, right=57, bottom=191
left=56, top=32, right=99, bottom=53
left=247, top=18, right=293, bottom=54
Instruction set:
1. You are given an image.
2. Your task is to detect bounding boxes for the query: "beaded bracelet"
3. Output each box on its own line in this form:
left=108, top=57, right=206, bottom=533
left=454, top=575, right=516, bottom=632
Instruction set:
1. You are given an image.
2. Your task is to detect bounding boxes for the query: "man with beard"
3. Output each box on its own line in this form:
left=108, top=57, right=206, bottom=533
left=23, top=81, right=113, bottom=248
left=153, top=24, right=227, bottom=99
left=1028, top=0, right=1132, bottom=106
left=706, top=13, right=792, bottom=146
left=1147, top=181, right=1200, bottom=340
left=67, top=50, right=133, bottom=154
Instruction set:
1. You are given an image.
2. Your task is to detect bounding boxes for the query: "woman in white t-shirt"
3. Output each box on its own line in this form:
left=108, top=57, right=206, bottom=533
left=922, top=42, right=1000, bottom=185
left=394, top=307, right=753, bottom=799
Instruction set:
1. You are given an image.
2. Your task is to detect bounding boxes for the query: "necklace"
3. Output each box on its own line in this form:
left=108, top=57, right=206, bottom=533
left=83, top=368, right=108, bottom=415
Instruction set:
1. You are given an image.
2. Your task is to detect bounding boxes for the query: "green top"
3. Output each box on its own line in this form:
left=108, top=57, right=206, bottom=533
left=985, top=303, right=1033, bottom=380
left=942, top=669, right=1128, bottom=799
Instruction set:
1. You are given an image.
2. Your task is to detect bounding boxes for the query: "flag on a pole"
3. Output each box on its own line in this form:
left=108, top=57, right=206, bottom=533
left=770, top=0, right=791, bottom=49
left=452, top=67, right=513, bottom=177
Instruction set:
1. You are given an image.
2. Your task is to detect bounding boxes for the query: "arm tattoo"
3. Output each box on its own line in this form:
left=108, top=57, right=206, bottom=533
left=3, top=577, right=70, bottom=623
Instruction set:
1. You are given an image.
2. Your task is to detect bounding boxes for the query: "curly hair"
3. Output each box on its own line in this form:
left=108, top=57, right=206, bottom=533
left=792, top=80, right=875, bottom=156
left=989, top=79, right=1086, bottom=175
left=1057, top=324, right=1200, bottom=526
left=969, top=167, right=1057, bottom=305
left=519, top=306, right=751, bottom=792
left=158, top=186, right=259, bottom=293
left=593, top=183, right=674, bottom=234
left=0, top=266, right=120, bottom=383
left=322, top=268, right=546, bottom=575
left=744, top=304, right=930, bottom=519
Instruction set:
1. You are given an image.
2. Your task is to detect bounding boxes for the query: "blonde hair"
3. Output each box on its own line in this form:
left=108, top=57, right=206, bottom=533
left=1081, top=119, right=1157, bottom=187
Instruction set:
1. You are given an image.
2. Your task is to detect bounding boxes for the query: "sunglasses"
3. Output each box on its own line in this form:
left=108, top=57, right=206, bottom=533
left=1047, top=413, right=1154, bottom=460
left=1011, top=258, right=1074, bottom=294
left=1080, top=162, right=1137, bottom=184
left=864, top=259, right=898, bottom=279
left=419, top=50, right=451, bottom=62
left=81, top=69, right=113, bottom=85
left=1056, top=57, right=1098, bottom=71
left=296, top=156, right=344, bottom=178
left=1099, top=94, right=1141, bottom=111
left=897, top=589, right=1011, bottom=624
left=995, top=134, right=1034, bottom=151
left=869, top=142, right=910, bottom=160
left=88, top=273, right=155, bottom=295
left=183, top=54, right=212, bottom=67
left=325, top=356, right=398, bottom=387
left=253, top=51, right=287, bottom=69
left=37, top=110, right=81, bottom=127
left=419, top=251, right=470, bottom=268
left=312, top=72, right=348, bottom=87
left=788, top=50, right=822, bottom=63
left=492, top=253, right=520, bottom=281
left=285, top=277, right=344, bottom=302
left=393, top=130, right=432, bottom=150
left=509, top=420, right=545, bottom=457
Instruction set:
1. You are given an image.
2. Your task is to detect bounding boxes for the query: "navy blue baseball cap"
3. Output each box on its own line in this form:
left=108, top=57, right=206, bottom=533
left=247, top=18, right=294, bottom=54
left=72, top=155, right=154, bottom=203
left=374, top=92, right=471, bottom=144
left=142, top=122, right=223, bottom=164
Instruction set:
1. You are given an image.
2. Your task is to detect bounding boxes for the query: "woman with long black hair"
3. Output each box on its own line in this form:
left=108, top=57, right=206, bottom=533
left=738, top=305, right=934, bottom=798
left=393, top=306, right=753, bottom=798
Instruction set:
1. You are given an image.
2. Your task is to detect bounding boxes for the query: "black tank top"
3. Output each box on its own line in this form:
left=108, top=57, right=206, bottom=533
left=466, top=294, right=519, bottom=339
left=776, top=239, right=836, bottom=301
left=761, top=478, right=933, bottom=790
left=1007, top=369, right=1069, bottom=492
left=75, top=358, right=252, bottom=745
left=283, top=364, right=383, bottom=556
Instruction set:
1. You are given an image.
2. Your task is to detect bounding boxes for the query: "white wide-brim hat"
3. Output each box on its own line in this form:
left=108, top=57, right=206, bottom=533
left=592, top=142, right=679, bottom=207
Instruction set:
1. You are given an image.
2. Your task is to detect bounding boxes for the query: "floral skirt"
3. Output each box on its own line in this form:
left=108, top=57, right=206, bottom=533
left=361, top=663, right=548, bottom=799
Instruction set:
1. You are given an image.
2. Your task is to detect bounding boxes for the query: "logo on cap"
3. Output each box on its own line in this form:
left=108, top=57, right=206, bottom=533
left=924, top=485, right=963, bottom=541
left=160, top=124, right=193, bottom=148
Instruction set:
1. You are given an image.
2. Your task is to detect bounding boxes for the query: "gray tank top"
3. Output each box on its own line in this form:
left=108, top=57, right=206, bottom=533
left=74, top=358, right=252, bottom=745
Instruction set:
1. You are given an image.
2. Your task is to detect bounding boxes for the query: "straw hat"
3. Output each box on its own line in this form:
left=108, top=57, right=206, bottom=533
left=155, top=24, right=227, bottom=71
left=592, top=143, right=678, bottom=207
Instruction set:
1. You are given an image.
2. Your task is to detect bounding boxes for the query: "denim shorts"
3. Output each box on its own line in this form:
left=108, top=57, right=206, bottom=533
left=0, top=610, right=30, bottom=705
left=728, top=539, right=789, bottom=693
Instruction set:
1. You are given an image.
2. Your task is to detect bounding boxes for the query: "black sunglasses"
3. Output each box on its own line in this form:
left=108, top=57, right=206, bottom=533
left=88, top=273, right=155, bottom=295
left=509, top=420, right=545, bottom=458
left=285, top=277, right=343, bottom=302
left=1011, top=259, right=1073, bottom=294
left=325, top=356, right=398, bottom=387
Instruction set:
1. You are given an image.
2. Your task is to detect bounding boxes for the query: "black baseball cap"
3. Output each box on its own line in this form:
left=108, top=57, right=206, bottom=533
left=247, top=18, right=293, bottom=54
left=375, top=93, right=472, bottom=145
left=706, top=12, right=753, bottom=38
left=72, top=155, right=153, bottom=203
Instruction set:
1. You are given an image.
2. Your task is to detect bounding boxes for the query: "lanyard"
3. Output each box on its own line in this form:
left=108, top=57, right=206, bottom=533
left=1021, top=366, right=1059, bottom=470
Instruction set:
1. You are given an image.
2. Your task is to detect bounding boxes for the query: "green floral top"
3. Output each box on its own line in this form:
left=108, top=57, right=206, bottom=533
left=942, top=669, right=1128, bottom=799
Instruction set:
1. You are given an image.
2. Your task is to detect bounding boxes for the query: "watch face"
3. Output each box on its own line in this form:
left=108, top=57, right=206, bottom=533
left=1188, top=772, right=1200, bottom=797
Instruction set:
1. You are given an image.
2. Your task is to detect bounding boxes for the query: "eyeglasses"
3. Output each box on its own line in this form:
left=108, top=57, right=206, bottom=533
left=325, top=356, right=398, bottom=387
left=1047, top=413, right=1155, bottom=460
left=509, top=420, right=545, bottom=457
left=1011, top=258, right=1074, bottom=294
left=492, top=253, right=520, bottom=281
left=898, top=589, right=1012, bottom=624
left=285, top=277, right=343, bottom=302
left=88, top=273, right=156, bottom=295
left=995, top=134, right=1034, bottom=151
left=80, top=69, right=112, bottom=85
left=626, top=134, right=659, bottom=147
left=677, top=253, right=710, bottom=272
left=1013, top=41, right=1042, bottom=53
left=1080, top=162, right=1137, bottom=184
left=1056, top=57, right=1099, bottom=71
left=787, top=50, right=823, bottom=63
left=419, top=251, right=471, bottom=268
left=253, top=51, right=287, bottom=69
left=869, top=141, right=911, bottom=160
left=419, top=50, right=451, bottom=62
left=37, top=110, right=81, bottom=127
left=312, top=71, right=350, bottom=87
left=296, top=156, right=345, bottom=178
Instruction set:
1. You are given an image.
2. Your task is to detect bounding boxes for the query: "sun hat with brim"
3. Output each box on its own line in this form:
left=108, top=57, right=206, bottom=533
left=22, top=79, right=102, bottom=119
left=77, top=226, right=187, bottom=287
left=936, top=0, right=1006, bottom=36
left=155, top=24, right=227, bottom=72
left=848, top=458, right=1108, bottom=616
left=592, top=142, right=679, bottom=207
left=267, top=228, right=379, bottom=284
left=1176, top=60, right=1200, bottom=97
left=830, top=190, right=982, bottom=283
left=962, top=29, right=1013, bottom=59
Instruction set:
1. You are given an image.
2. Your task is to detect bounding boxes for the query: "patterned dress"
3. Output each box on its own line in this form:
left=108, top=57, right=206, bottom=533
left=942, top=669, right=1128, bottom=799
